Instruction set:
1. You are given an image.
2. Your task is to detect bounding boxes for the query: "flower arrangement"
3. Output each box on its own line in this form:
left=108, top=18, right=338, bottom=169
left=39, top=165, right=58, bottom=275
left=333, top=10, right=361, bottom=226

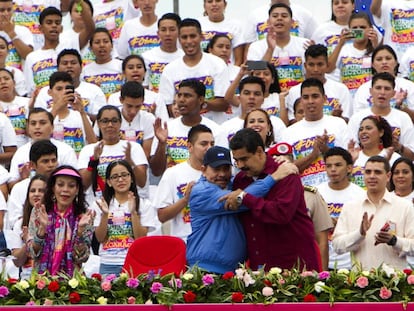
left=1, top=263, right=414, bottom=306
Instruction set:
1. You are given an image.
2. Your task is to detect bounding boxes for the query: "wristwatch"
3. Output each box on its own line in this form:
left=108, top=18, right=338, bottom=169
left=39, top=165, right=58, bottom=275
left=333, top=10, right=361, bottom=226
left=236, top=191, right=246, bottom=206
left=387, top=235, right=397, bottom=246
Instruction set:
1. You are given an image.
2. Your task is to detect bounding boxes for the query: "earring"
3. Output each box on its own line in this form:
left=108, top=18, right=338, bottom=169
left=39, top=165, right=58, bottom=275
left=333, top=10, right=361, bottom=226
left=52, top=195, right=56, bottom=202
left=379, top=139, right=384, bottom=150
left=267, top=131, right=272, bottom=137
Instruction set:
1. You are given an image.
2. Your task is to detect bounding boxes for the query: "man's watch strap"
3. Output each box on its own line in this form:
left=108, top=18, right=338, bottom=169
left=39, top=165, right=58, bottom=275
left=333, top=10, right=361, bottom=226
left=387, top=235, right=397, bottom=246
left=236, top=191, right=246, bottom=206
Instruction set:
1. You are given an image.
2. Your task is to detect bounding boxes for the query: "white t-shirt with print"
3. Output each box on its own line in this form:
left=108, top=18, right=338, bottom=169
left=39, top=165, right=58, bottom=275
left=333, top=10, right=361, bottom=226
left=281, top=115, right=348, bottom=186
left=117, top=17, right=160, bottom=59
left=52, top=109, right=91, bottom=155
left=317, top=181, right=366, bottom=269
left=353, top=77, right=414, bottom=113
left=153, top=161, right=201, bottom=242
left=78, top=140, right=148, bottom=204
left=247, top=36, right=307, bottom=90
left=286, top=78, right=352, bottom=120
left=158, top=52, right=230, bottom=124
left=150, top=116, right=219, bottom=168
left=0, top=96, right=30, bottom=147
left=92, top=196, right=155, bottom=265
left=81, top=59, right=123, bottom=100
left=142, top=47, right=184, bottom=93
left=108, top=88, right=168, bottom=121
left=244, top=3, right=317, bottom=42
left=372, top=0, right=414, bottom=60
left=334, top=44, right=372, bottom=96
left=34, top=81, right=107, bottom=116
left=24, top=36, right=79, bottom=95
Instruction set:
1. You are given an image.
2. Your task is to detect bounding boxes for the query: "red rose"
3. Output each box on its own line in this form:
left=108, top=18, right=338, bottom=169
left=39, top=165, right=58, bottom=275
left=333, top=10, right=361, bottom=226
left=183, top=290, right=196, bottom=303
left=303, top=294, right=317, bottom=302
left=7, top=278, right=18, bottom=284
left=48, top=281, right=60, bottom=292
left=264, top=279, right=272, bottom=287
left=403, top=269, right=412, bottom=275
left=69, top=292, right=81, bottom=304
left=222, top=272, right=235, bottom=280
left=231, top=292, right=244, bottom=303
left=91, top=273, right=102, bottom=281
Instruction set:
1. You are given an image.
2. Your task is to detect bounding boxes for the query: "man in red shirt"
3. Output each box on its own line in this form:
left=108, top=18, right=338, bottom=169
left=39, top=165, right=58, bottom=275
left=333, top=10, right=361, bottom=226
left=226, top=128, right=319, bottom=271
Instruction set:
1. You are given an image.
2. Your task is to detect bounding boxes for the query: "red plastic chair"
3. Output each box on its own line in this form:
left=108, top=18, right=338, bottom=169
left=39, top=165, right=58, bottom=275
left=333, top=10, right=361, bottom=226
left=122, top=235, right=186, bottom=277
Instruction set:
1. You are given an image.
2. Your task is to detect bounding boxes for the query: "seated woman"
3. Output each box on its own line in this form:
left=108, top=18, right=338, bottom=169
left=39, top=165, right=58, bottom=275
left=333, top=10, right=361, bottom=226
left=27, top=166, right=94, bottom=276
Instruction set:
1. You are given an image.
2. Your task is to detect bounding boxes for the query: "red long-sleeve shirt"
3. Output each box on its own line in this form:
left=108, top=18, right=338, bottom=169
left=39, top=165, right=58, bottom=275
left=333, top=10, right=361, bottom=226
left=234, top=155, right=319, bottom=271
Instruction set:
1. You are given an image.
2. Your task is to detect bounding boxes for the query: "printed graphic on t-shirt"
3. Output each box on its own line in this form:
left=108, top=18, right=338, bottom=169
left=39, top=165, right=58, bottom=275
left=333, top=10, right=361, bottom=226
left=270, top=56, right=304, bottom=90
left=293, top=134, right=335, bottom=185
left=166, top=136, right=188, bottom=167
left=83, top=73, right=123, bottom=99
left=176, top=182, right=191, bottom=224
left=390, top=8, right=414, bottom=53
left=94, top=7, right=124, bottom=41
left=127, top=35, right=160, bottom=56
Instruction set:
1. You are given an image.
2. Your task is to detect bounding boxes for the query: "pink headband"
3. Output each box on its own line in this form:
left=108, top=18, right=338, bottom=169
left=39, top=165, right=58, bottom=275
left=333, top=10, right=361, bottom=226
left=53, top=168, right=81, bottom=178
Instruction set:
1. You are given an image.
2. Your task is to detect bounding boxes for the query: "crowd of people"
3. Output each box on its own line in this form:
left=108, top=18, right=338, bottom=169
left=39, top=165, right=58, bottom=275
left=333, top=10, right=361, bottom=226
left=1, top=0, right=414, bottom=279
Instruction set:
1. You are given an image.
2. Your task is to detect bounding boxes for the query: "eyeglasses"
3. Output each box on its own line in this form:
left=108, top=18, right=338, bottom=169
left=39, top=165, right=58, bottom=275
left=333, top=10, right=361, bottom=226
left=98, top=118, right=121, bottom=125
left=109, top=172, right=131, bottom=181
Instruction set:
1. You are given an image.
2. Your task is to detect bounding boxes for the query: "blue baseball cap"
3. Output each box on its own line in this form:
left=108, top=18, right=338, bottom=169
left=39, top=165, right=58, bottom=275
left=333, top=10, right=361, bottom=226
left=203, top=146, right=232, bottom=168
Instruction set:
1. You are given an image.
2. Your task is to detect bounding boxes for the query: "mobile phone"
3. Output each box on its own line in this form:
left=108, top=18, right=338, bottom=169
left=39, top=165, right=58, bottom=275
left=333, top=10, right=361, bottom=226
left=350, top=29, right=364, bottom=39
left=380, top=222, right=390, bottom=232
left=65, top=85, right=75, bottom=94
left=246, top=60, right=268, bottom=71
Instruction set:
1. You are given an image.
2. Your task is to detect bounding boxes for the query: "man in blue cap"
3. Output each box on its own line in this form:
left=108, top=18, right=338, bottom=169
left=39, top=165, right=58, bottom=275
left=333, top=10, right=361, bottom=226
left=186, top=145, right=298, bottom=273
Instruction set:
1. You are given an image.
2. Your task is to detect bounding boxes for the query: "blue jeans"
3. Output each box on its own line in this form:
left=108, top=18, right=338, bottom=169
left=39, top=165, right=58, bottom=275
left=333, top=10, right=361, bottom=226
left=99, top=264, right=123, bottom=276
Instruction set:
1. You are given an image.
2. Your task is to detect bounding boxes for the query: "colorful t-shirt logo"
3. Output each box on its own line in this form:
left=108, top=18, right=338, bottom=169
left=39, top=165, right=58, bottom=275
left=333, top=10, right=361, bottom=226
left=177, top=183, right=191, bottom=224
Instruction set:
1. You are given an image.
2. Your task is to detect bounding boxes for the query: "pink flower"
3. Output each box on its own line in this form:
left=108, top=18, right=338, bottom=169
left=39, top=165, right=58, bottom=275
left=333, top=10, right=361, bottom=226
left=379, top=286, right=392, bottom=300
left=301, top=271, right=314, bottom=277
left=356, top=276, right=369, bottom=288
left=104, top=274, right=117, bottom=282
left=36, top=279, right=46, bottom=290
left=262, top=286, right=274, bottom=297
left=407, top=275, right=414, bottom=285
left=43, top=299, right=53, bottom=306
left=168, top=278, right=182, bottom=288
left=0, top=286, right=9, bottom=297
left=150, top=282, right=163, bottom=294
left=26, top=301, right=36, bottom=306
left=318, top=271, right=330, bottom=280
left=202, top=274, right=215, bottom=286
left=127, top=296, right=136, bottom=304
left=279, top=279, right=286, bottom=285
left=101, top=281, right=112, bottom=292
left=126, top=278, right=139, bottom=288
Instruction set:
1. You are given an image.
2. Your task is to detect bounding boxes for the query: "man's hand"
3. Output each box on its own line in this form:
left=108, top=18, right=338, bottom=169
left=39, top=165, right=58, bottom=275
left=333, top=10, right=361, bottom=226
left=314, top=129, right=330, bottom=154
left=153, top=117, right=168, bottom=143
left=360, top=212, right=374, bottom=236
left=70, top=93, right=85, bottom=114
left=271, top=162, right=299, bottom=181
left=18, top=162, right=31, bottom=180
left=266, top=26, right=277, bottom=51
left=0, top=15, right=15, bottom=36
left=183, top=181, right=195, bottom=203
left=219, top=189, right=243, bottom=211
left=375, top=231, right=394, bottom=246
